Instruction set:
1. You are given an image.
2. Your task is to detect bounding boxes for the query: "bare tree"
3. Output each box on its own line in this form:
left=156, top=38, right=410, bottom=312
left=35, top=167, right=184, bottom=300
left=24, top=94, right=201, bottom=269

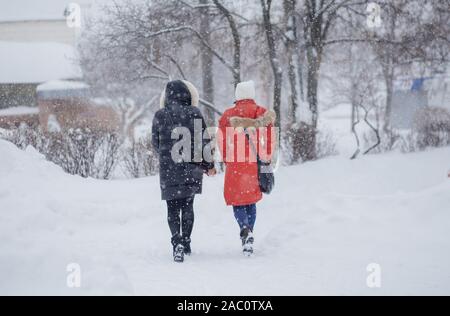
left=212, top=0, right=242, bottom=86
left=200, top=0, right=216, bottom=126
left=302, top=0, right=352, bottom=130
left=77, top=0, right=450, bottom=164
left=261, top=0, right=282, bottom=129
left=337, top=0, right=450, bottom=132
left=113, top=96, right=158, bottom=141
left=283, top=0, right=300, bottom=125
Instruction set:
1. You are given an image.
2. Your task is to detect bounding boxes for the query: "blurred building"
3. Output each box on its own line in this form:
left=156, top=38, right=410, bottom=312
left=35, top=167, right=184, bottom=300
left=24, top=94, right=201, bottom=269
left=0, top=0, right=80, bottom=109
left=391, top=73, right=450, bottom=129
left=37, top=80, right=119, bottom=133
left=0, top=0, right=118, bottom=133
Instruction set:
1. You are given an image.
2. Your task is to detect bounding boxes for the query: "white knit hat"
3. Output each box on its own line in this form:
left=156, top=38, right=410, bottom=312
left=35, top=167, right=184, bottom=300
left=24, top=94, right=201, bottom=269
left=235, top=80, right=256, bottom=101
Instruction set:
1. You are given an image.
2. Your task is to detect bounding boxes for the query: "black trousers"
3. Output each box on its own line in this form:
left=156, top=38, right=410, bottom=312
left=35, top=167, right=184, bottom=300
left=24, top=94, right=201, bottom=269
left=166, top=197, right=194, bottom=247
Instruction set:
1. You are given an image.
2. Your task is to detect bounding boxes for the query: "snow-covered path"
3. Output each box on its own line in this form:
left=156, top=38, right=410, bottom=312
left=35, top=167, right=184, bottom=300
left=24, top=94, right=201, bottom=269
left=1, top=139, right=449, bottom=295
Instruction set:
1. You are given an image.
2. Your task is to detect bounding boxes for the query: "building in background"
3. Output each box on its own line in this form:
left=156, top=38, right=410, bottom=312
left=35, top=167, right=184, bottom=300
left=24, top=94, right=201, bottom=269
left=0, top=0, right=81, bottom=110
left=0, top=41, right=81, bottom=110
left=0, top=0, right=120, bottom=133
left=37, top=80, right=119, bottom=133
left=391, top=72, right=450, bottom=129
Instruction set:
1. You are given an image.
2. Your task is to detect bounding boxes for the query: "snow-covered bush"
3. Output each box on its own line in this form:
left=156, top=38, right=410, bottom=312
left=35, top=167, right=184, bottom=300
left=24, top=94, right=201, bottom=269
left=3, top=126, right=122, bottom=179
left=413, top=107, right=450, bottom=149
left=39, top=129, right=122, bottom=179
left=316, top=130, right=338, bottom=159
left=283, top=124, right=337, bottom=165
left=122, top=137, right=159, bottom=178
left=362, top=107, right=450, bottom=155
left=47, top=129, right=104, bottom=178
left=284, top=122, right=316, bottom=164
left=0, top=127, right=10, bottom=139
left=93, top=132, right=122, bottom=179
left=363, top=129, right=402, bottom=154
left=398, top=132, right=421, bottom=153
left=4, top=123, right=45, bottom=150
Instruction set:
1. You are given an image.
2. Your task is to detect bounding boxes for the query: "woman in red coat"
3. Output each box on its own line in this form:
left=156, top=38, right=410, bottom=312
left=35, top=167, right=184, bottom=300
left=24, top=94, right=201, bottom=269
left=218, top=81, right=276, bottom=256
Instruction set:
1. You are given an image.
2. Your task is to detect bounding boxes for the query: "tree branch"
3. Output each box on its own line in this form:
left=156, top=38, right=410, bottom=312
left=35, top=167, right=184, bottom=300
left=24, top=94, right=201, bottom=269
left=144, top=26, right=237, bottom=76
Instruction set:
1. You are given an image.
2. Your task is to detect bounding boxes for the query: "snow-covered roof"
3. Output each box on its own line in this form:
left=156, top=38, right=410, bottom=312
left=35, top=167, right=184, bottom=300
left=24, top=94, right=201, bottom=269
left=0, top=41, right=82, bottom=84
left=37, top=80, right=89, bottom=99
left=0, top=0, right=69, bottom=23
left=37, top=80, right=88, bottom=92
left=0, top=0, right=113, bottom=23
left=0, top=106, right=39, bottom=116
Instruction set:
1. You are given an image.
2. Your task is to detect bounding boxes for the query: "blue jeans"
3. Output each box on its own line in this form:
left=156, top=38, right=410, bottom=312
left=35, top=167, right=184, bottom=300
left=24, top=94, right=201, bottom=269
left=233, top=204, right=257, bottom=231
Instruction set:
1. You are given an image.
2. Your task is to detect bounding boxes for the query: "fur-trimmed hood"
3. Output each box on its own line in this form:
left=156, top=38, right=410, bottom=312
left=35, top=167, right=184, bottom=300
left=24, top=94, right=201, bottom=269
left=229, top=110, right=276, bottom=129
left=160, top=80, right=199, bottom=108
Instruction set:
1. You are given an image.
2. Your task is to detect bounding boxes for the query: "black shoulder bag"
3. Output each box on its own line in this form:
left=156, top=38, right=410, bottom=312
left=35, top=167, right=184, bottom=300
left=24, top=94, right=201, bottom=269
left=244, top=130, right=275, bottom=194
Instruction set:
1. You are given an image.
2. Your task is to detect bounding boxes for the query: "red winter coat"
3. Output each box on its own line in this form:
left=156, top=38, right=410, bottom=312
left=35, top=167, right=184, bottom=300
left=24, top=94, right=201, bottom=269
left=218, top=99, right=276, bottom=206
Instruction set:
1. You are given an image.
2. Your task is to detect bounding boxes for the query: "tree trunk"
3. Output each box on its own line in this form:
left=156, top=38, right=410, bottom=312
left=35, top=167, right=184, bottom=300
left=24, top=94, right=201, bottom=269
left=261, top=0, right=282, bottom=129
left=306, top=59, right=320, bottom=129
left=381, top=8, right=397, bottom=133
left=383, top=73, right=394, bottom=133
left=212, top=0, right=241, bottom=87
left=284, top=0, right=299, bottom=125
left=296, top=43, right=305, bottom=103
left=200, top=0, right=215, bottom=126
left=301, top=0, right=327, bottom=160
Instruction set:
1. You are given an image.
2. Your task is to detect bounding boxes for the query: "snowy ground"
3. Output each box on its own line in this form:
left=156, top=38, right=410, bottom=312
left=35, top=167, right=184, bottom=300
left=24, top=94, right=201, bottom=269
left=0, top=141, right=450, bottom=295
left=0, top=138, right=450, bottom=295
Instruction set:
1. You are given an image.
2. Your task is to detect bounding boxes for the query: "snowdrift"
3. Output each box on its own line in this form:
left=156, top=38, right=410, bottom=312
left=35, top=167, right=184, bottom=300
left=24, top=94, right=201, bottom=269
left=0, top=139, right=449, bottom=295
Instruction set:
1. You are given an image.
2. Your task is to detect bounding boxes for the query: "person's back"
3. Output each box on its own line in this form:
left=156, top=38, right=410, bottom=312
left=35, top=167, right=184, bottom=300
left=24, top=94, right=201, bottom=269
left=218, top=80, right=276, bottom=256
left=152, top=80, right=215, bottom=262
left=153, top=80, right=212, bottom=200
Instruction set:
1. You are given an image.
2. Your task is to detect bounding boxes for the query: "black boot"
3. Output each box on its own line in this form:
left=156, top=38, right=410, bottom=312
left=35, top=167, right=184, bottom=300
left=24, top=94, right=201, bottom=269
left=171, top=234, right=184, bottom=263
left=173, top=244, right=185, bottom=263
left=182, top=237, right=192, bottom=256
left=240, top=227, right=254, bottom=256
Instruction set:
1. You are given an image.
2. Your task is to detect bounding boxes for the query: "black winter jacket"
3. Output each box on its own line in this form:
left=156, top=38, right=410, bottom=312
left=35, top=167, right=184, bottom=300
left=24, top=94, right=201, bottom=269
left=152, top=80, right=214, bottom=201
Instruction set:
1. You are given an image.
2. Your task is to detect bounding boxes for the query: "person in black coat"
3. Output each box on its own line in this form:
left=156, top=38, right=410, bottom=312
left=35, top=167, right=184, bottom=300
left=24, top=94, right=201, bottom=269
left=152, top=80, right=216, bottom=262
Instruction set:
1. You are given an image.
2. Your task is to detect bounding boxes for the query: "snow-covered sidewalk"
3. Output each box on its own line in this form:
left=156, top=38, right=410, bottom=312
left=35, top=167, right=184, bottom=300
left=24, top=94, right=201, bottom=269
left=0, top=139, right=449, bottom=295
